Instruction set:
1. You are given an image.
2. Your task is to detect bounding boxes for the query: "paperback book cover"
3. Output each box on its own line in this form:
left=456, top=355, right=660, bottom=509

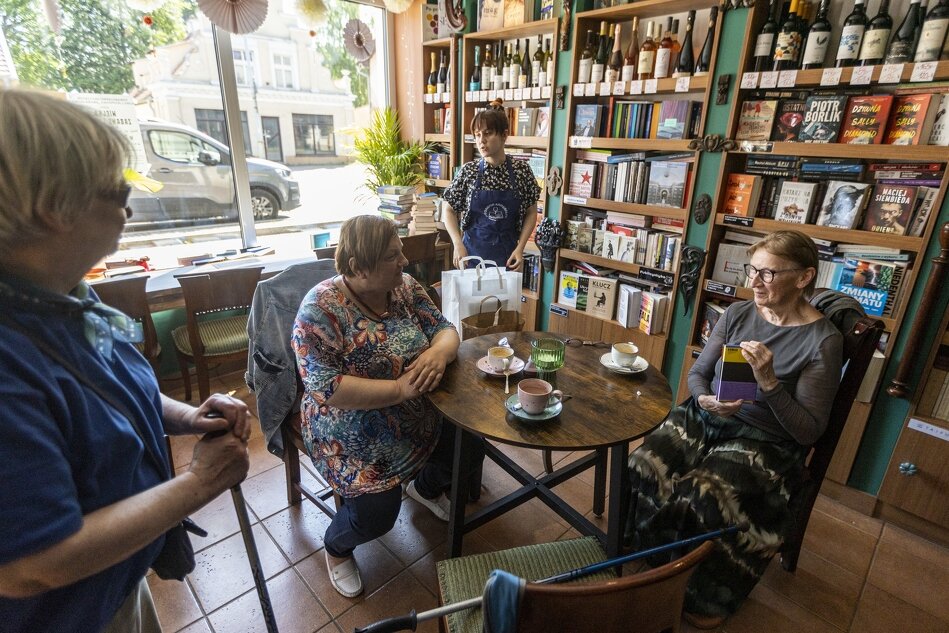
left=616, top=284, right=643, bottom=328
left=832, top=258, right=896, bottom=316
left=602, top=232, right=621, bottom=260
left=534, top=107, right=551, bottom=136
left=862, top=184, right=917, bottom=235
left=814, top=181, right=871, bottom=229
left=699, top=302, right=726, bottom=345
left=557, top=271, right=579, bottom=307
left=838, top=95, right=894, bottom=144
left=638, top=291, right=667, bottom=335
left=928, top=94, right=949, bottom=146
left=722, top=173, right=762, bottom=216
left=569, top=162, right=596, bottom=197
left=770, top=99, right=807, bottom=142
left=717, top=345, right=758, bottom=401
left=575, top=275, right=590, bottom=312
left=711, top=243, right=751, bottom=287
left=586, top=276, right=618, bottom=320
left=908, top=187, right=940, bottom=237
left=574, top=104, right=604, bottom=137
left=656, top=100, right=694, bottom=140
left=735, top=100, right=778, bottom=141
left=516, top=108, right=538, bottom=136
left=798, top=95, right=849, bottom=143
left=884, top=94, right=939, bottom=145
left=774, top=181, right=818, bottom=224
left=645, top=161, right=689, bottom=208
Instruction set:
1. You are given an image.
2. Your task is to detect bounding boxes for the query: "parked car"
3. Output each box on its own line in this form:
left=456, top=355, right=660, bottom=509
left=127, top=120, right=300, bottom=229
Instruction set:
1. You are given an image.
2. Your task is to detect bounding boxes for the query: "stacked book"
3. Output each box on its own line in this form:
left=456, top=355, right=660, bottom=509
left=377, top=185, right=417, bottom=228
left=411, top=192, right=439, bottom=235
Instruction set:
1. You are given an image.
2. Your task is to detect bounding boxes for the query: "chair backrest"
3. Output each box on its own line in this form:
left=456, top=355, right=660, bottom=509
left=92, top=275, right=160, bottom=371
left=513, top=541, right=714, bottom=633
left=314, top=246, right=336, bottom=260
left=176, top=266, right=263, bottom=354
left=401, top=232, right=439, bottom=284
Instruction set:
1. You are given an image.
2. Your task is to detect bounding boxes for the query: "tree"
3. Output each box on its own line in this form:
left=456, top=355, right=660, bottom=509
left=313, top=0, right=370, bottom=108
left=0, top=0, right=189, bottom=94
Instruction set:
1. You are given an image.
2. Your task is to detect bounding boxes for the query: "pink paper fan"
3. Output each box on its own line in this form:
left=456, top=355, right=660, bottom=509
left=197, top=0, right=268, bottom=34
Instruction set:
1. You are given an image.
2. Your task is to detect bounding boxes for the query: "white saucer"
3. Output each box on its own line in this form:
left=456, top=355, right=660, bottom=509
left=600, top=352, right=648, bottom=374
left=477, top=355, right=526, bottom=376
left=505, top=394, right=563, bottom=421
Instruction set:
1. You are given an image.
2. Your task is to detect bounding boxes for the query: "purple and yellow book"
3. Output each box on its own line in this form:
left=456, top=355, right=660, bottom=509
left=716, top=345, right=758, bottom=402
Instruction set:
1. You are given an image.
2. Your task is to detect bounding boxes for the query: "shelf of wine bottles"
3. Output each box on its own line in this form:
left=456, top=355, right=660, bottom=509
left=741, top=58, right=949, bottom=89
left=462, top=33, right=556, bottom=103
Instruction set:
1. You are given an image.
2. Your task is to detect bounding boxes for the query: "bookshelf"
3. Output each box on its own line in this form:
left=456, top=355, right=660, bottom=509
left=422, top=36, right=459, bottom=191
left=676, top=0, right=949, bottom=489
left=549, top=0, right=721, bottom=369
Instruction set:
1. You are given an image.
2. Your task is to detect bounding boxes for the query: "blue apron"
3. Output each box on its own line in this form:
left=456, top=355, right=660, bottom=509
left=463, top=158, right=520, bottom=268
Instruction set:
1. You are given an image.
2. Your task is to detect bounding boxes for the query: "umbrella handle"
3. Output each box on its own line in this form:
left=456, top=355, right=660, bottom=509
left=352, top=610, right=417, bottom=633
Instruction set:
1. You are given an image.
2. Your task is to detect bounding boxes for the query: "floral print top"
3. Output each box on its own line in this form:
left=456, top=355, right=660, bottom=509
left=291, top=274, right=455, bottom=497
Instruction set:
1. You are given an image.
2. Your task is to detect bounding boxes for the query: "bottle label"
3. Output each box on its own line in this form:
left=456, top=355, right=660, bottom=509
left=591, top=63, right=605, bottom=84
left=518, top=74, right=528, bottom=89
left=836, top=24, right=865, bottom=60
left=547, top=60, right=554, bottom=82
left=470, top=81, right=480, bottom=91
left=655, top=48, right=671, bottom=77
left=859, top=27, right=890, bottom=60
left=774, top=31, right=802, bottom=62
left=802, top=30, right=830, bottom=65
left=578, top=58, right=593, bottom=83
left=637, top=50, right=655, bottom=74
left=885, top=40, right=914, bottom=63
left=605, top=67, right=619, bottom=82
left=915, top=18, right=949, bottom=63
left=538, top=70, right=548, bottom=86
left=436, top=82, right=446, bottom=93
left=502, top=66, right=510, bottom=86
left=532, top=61, right=542, bottom=80
left=754, top=32, right=775, bottom=57
left=621, top=64, right=636, bottom=82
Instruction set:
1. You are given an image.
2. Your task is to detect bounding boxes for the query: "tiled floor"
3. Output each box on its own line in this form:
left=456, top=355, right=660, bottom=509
left=153, top=369, right=949, bottom=633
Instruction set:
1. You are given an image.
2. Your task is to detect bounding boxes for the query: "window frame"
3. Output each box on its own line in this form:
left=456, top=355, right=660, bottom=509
left=292, top=113, right=336, bottom=156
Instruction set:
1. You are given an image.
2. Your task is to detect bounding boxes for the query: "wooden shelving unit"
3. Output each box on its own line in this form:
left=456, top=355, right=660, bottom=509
left=422, top=36, right=459, bottom=191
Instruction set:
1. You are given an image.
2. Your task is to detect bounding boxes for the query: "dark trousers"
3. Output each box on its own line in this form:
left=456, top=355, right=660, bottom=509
left=324, top=423, right=484, bottom=558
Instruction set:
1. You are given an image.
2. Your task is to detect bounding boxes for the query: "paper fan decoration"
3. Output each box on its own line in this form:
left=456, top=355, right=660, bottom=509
left=197, top=0, right=268, bottom=34
left=297, top=0, right=327, bottom=26
left=126, top=0, right=169, bottom=11
left=344, top=19, right=376, bottom=65
left=382, top=0, right=413, bottom=14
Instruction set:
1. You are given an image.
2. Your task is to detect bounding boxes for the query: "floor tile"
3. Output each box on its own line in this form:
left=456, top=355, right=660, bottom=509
left=812, top=495, right=883, bottom=539
left=173, top=619, right=213, bottom=633
left=724, top=583, right=843, bottom=633
left=866, top=524, right=949, bottom=622
left=760, top=549, right=862, bottom=630
left=378, top=494, right=448, bottom=567
left=334, top=570, right=441, bottom=633
left=262, top=501, right=334, bottom=564
left=206, top=567, right=332, bottom=633
left=246, top=429, right=284, bottom=479
left=471, top=498, right=570, bottom=552
left=800, top=505, right=878, bottom=578
left=188, top=490, right=244, bottom=552
left=850, top=584, right=949, bottom=633
left=240, top=463, right=302, bottom=521
left=147, top=574, right=203, bottom=632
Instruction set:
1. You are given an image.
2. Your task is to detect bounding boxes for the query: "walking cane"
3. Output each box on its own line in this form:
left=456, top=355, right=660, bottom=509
left=353, top=524, right=747, bottom=633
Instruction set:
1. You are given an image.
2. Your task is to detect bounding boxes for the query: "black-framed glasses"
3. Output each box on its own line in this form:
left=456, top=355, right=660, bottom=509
left=564, top=338, right=610, bottom=348
left=100, top=184, right=132, bottom=209
left=743, top=264, right=803, bottom=283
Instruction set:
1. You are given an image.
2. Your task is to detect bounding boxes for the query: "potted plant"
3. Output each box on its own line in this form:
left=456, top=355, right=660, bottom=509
left=350, top=107, right=433, bottom=197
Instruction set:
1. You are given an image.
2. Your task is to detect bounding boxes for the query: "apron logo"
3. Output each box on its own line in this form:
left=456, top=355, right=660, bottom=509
left=483, top=203, right=508, bottom=221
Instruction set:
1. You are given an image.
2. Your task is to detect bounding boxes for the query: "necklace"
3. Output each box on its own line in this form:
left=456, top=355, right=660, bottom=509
left=340, top=276, right=391, bottom=321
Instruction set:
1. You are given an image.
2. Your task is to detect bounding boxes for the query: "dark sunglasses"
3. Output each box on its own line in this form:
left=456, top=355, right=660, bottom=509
left=99, top=184, right=133, bottom=218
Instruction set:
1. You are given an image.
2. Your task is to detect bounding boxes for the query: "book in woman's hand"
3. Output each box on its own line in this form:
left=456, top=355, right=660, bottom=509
left=716, top=345, right=758, bottom=402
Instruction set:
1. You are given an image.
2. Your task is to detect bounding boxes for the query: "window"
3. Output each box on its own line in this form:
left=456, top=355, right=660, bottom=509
left=293, top=114, right=336, bottom=156
left=273, top=52, right=295, bottom=89
left=195, top=109, right=253, bottom=156
left=148, top=129, right=219, bottom=163
left=233, top=49, right=256, bottom=86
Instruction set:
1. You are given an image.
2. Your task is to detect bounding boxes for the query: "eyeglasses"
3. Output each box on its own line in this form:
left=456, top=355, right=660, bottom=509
left=564, top=338, right=610, bottom=348
left=743, top=264, right=804, bottom=283
left=100, top=184, right=132, bottom=208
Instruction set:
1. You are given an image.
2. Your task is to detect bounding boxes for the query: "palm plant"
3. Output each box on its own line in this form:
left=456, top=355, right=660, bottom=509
left=350, top=107, right=433, bottom=195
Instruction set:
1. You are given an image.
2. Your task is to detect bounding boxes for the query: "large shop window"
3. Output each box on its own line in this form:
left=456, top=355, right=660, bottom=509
left=293, top=114, right=336, bottom=156
left=195, top=109, right=253, bottom=156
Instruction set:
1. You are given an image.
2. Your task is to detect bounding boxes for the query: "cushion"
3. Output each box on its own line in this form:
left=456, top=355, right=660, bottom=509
left=172, top=315, right=250, bottom=356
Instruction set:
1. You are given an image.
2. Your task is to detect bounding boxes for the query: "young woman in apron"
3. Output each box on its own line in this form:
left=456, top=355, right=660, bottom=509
left=442, top=99, right=541, bottom=270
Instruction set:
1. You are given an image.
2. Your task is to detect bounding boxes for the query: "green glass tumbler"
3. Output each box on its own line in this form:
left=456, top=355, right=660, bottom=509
left=531, top=338, right=565, bottom=380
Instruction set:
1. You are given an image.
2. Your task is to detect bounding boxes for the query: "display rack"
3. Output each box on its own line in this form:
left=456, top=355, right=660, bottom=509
left=422, top=36, right=459, bottom=190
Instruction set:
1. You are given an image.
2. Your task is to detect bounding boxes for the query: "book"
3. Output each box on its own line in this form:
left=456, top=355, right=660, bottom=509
left=833, top=258, right=897, bottom=316
left=602, top=232, right=621, bottom=260
left=907, top=187, right=940, bottom=237
left=838, top=95, right=893, bottom=144
left=577, top=226, right=594, bottom=253
left=617, top=235, right=638, bottom=263
left=478, top=0, right=505, bottom=30
left=928, top=94, right=949, bottom=145
left=814, top=181, right=871, bottom=229
left=574, top=104, right=604, bottom=137
left=645, top=161, right=689, bottom=208
left=774, top=181, right=818, bottom=224
left=735, top=99, right=778, bottom=141
left=569, top=162, right=596, bottom=197
left=503, top=0, right=525, bottom=27
left=638, top=291, right=667, bottom=335
left=770, top=99, right=807, bottom=142
left=862, top=184, right=917, bottom=235
left=884, top=94, right=939, bottom=145
left=616, top=284, right=643, bottom=328
left=722, top=173, right=762, bottom=216
left=717, top=345, right=758, bottom=402
left=798, top=95, right=849, bottom=143
left=575, top=275, right=590, bottom=312
left=656, top=100, right=695, bottom=140
left=516, top=108, right=538, bottom=136
left=711, top=243, right=751, bottom=287
left=699, top=301, right=726, bottom=345
left=534, top=107, right=551, bottom=136
left=586, top=276, right=618, bottom=320
left=557, top=271, right=580, bottom=307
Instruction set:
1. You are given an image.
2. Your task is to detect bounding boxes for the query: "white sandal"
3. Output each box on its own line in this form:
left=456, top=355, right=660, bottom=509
left=325, top=550, right=363, bottom=598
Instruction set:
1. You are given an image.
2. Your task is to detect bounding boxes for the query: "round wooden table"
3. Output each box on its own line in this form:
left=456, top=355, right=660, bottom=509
left=427, top=331, right=673, bottom=558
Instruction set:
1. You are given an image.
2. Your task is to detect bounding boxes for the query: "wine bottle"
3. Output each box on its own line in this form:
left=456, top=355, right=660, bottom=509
left=753, top=0, right=780, bottom=72
left=772, top=0, right=802, bottom=70
left=578, top=30, right=596, bottom=83
left=545, top=38, right=554, bottom=86
left=915, top=0, right=949, bottom=62
left=694, top=6, right=719, bottom=76
left=859, top=0, right=893, bottom=64
left=621, top=16, right=640, bottom=82
left=519, top=38, right=531, bottom=89
left=592, top=21, right=610, bottom=84
left=836, top=0, right=869, bottom=67
left=483, top=43, right=494, bottom=88
left=504, top=43, right=514, bottom=89
left=801, top=0, right=832, bottom=68
left=638, top=21, right=658, bottom=80
left=436, top=50, right=448, bottom=94
left=885, top=0, right=924, bottom=62
left=427, top=52, right=437, bottom=94
left=511, top=39, right=522, bottom=86
left=655, top=20, right=673, bottom=78
left=607, top=23, right=624, bottom=82
left=671, top=19, right=682, bottom=70
left=673, top=10, right=696, bottom=77
left=533, top=35, right=544, bottom=87
left=470, top=45, right=482, bottom=91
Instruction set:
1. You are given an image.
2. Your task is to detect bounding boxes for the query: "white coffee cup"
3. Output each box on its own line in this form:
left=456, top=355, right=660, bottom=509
left=517, top=378, right=563, bottom=415
left=611, top=342, right=639, bottom=367
left=487, top=346, right=515, bottom=371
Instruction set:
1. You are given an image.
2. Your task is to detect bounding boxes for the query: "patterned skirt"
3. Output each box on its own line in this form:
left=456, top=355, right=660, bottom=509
left=624, top=398, right=805, bottom=617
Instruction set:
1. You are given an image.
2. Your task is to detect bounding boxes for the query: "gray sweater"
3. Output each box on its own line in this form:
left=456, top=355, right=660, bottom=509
left=688, top=300, right=843, bottom=446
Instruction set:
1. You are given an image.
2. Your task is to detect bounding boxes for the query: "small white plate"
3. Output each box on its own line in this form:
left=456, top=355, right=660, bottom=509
left=505, top=394, right=563, bottom=421
left=600, top=352, right=648, bottom=374
left=476, top=355, right=525, bottom=376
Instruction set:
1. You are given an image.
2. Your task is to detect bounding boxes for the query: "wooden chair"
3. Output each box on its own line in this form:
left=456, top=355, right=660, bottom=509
left=92, top=275, right=161, bottom=378
left=172, top=266, right=263, bottom=402
left=313, top=246, right=336, bottom=260
left=281, top=402, right=340, bottom=518
left=437, top=537, right=714, bottom=633
left=401, top=232, right=439, bottom=285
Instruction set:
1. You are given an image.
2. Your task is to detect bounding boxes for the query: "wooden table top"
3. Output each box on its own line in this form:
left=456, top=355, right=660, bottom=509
left=427, top=331, right=673, bottom=451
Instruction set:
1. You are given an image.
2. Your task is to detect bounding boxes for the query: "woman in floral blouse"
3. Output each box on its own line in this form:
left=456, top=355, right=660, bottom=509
left=292, top=215, right=476, bottom=598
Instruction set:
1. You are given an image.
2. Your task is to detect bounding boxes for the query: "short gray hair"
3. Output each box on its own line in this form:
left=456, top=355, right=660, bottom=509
left=0, top=89, right=130, bottom=249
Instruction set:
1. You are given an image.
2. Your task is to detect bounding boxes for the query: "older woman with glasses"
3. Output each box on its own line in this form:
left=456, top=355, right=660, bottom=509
left=624, top=230, right=843, bottom=629
left=0, top=90, right=250, bottom=633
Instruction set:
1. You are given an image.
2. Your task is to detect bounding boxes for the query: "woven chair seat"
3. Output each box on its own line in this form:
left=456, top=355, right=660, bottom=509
left=172, top=315, right=250, bottom=357
left=436, top=537, right=613, bottom=633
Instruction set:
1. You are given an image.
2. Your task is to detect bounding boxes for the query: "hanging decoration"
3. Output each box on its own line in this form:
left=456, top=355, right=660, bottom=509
left=143, top=15, right=154, bottom=26
left=343, top=18, right=376, bottom=65
left=42, top=0, right=61, bottom=34
left=197, top=0, right=269, bottom=34
left=382, top=0, right=413, bottom=14
left=297, top=0, right=327, bottom=27
left=126, top=0, right=169, bottom=10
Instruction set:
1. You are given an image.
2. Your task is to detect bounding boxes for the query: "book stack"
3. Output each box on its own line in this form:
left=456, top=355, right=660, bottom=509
left=377, top=185, right=417, bottom=228
left=411, top=192, right=439, bottom=234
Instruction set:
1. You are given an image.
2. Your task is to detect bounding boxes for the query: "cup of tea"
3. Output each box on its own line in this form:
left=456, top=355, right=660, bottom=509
left=517, top=378, right=563, bottom=415
left=611, top=342, right=639, bottom=367
left=487, top=346, right=515, bottom=371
